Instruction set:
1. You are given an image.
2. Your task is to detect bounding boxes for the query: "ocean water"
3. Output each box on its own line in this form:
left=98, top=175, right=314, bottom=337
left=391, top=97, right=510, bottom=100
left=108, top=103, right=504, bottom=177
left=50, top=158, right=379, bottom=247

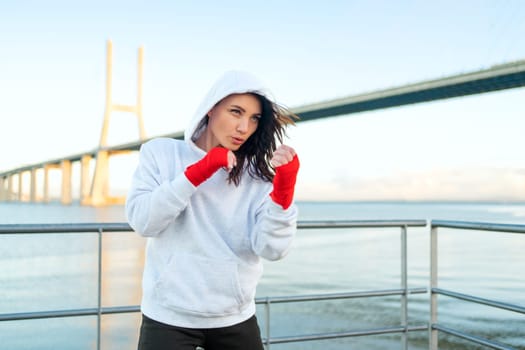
left=0, top=201, right=524, bottom=349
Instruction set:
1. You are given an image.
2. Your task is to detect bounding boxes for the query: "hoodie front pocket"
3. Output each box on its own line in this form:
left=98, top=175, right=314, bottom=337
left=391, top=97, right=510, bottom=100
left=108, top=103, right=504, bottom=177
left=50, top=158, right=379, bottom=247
left=155, top=253, right=244, bottom=316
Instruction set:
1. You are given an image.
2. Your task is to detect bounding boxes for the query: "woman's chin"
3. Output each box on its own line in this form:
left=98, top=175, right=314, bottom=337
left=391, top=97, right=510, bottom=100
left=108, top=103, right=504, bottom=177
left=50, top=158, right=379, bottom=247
left=220, top=143, right=240, bottom=151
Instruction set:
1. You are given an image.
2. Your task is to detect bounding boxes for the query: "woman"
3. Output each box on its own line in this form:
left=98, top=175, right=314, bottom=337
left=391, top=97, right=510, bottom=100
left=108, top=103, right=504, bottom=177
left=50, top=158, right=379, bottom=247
left=126, top=70, right=300, bottom=350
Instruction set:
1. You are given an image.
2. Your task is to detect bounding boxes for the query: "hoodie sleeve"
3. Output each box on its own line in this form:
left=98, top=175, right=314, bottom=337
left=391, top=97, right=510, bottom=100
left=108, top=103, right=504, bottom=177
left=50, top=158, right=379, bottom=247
left=251, top=198, right=298, bottom=261
left=125, top=141, right=196, bottom=237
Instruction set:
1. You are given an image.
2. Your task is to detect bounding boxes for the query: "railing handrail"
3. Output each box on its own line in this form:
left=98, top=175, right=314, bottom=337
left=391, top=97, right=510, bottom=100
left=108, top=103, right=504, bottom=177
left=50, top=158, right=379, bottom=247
left=0, top=219, right=428, bottom=234
left=0, top=288, right=429, bottom=322
left=3, top=219, right=523, bottom=234
left=431, top=219, right=525, bottom=234
left=432, top=325, right=516, bottom=350
left=0, top=305, right=141, bottom=322
left=0, top=222, right=131, bottom=234
left=298, top=219, right=427, bottom=228
left=432, top=288, right=525, bottom=315
left=254, top=287, right=427, bottom=304
left=263, top=325, right=429, bottom=345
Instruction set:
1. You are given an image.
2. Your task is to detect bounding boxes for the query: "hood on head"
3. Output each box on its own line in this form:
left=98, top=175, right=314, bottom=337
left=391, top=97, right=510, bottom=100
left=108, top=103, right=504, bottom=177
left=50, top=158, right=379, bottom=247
left=184, top=70, right=273, bottom=147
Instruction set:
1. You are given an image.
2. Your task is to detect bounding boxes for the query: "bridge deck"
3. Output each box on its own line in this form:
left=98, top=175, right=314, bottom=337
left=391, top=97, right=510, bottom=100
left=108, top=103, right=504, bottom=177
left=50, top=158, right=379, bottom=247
left=2, top=58, right=525, bottom=176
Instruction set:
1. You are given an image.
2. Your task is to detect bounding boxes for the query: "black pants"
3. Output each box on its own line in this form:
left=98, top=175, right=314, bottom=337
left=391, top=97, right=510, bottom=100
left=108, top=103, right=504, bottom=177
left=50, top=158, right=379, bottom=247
left=138, top=314, right=264, bottom=350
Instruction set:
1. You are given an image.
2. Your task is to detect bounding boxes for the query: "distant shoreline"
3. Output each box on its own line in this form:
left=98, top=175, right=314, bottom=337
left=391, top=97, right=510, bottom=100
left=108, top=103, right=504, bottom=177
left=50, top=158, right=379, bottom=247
left=297, top=199, right=525, bottom=205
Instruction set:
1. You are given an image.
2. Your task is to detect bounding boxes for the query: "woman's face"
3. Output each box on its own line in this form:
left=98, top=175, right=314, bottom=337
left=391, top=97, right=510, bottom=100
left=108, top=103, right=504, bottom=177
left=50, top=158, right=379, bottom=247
left=206, top=93, right=262, bottom=150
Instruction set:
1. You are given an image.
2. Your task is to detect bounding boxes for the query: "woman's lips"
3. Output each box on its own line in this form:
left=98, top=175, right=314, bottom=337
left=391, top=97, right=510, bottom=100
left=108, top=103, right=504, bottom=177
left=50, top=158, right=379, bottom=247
left=231, top=137, right=244, bottom=145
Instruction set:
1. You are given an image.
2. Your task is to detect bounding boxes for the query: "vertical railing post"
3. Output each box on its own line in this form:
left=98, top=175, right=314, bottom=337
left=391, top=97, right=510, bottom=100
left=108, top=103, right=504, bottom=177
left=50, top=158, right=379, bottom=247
left=265, top=297, right=271, bottom=350
left=97, top=228, right=103, bottom=350
left=429, top=224, right=438, bottom=350
left=400, top=225, right=408, bottom=350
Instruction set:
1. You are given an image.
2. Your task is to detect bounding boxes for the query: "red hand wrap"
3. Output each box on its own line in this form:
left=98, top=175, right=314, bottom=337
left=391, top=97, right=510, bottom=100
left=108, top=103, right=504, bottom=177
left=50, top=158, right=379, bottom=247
left=270, top=155, right=300, bottom=210
left=184, top=147, right=229, bottom=186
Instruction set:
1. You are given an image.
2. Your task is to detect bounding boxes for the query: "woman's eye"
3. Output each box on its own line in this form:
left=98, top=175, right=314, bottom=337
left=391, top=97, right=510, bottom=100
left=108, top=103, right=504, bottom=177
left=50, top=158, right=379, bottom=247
left=251, top=115, right=261, bottom=123
left=230, top=109, right=241, bottom=116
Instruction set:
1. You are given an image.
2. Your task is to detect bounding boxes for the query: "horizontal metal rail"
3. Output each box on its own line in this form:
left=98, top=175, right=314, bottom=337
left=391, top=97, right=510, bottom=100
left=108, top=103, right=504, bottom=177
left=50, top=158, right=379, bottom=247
left=433, top=324, right=517, bottom=350
left=430, top=220, right=525, bottom=350
left=433, top=288, right=525, bottom=315
left=0, top=305, right=141, bottom=322
left=0, top=220, right=427, bottom=235
left=298, top=219, right=427, bottom=229
left=431, top=220, right=525, bottom=234
left=264, top=325, right=429, bottom=345
left=255, top=288, right=427, bottom=304
left=0, top=288, right=429, bottom=323
left=0, top=222, right=132, bottom=234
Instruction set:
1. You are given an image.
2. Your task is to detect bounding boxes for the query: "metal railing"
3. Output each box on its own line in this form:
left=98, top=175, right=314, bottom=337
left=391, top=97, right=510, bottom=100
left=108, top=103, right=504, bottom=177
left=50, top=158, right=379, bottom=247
left=2, top=219, right=524, bottom=349
left=430, top=220, right=525, bottom=350
left=0, top=220, right=427, bottom=349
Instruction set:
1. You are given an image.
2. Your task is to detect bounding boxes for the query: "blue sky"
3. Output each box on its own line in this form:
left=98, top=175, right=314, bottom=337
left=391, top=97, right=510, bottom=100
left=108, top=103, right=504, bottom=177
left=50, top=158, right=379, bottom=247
left=1, top=1, right=525, bottom=200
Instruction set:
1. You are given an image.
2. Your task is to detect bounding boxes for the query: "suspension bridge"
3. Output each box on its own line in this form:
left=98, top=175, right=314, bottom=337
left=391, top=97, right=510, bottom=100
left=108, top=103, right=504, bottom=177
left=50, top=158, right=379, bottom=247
left=1, top=41, right=524, bottom=206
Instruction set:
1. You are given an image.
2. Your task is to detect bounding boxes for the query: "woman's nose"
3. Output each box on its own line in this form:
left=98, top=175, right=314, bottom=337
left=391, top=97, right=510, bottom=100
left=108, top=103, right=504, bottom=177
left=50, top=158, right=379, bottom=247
left=236, top=118, right=248, bottom=133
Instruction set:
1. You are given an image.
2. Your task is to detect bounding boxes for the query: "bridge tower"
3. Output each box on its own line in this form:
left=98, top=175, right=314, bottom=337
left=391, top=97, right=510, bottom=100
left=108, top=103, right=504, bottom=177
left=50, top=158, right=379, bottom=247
left=83, top=40, right=146, bottom=206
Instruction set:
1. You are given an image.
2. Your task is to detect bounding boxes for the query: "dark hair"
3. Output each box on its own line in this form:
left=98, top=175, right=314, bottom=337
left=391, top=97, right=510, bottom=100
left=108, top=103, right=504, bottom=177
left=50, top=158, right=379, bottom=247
left=228, top=93, right=298, bottom=185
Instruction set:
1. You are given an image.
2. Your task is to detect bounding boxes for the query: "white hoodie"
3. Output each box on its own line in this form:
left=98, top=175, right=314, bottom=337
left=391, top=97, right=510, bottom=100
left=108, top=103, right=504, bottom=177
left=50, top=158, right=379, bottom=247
left=125, top=71, right=298, bottom=328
